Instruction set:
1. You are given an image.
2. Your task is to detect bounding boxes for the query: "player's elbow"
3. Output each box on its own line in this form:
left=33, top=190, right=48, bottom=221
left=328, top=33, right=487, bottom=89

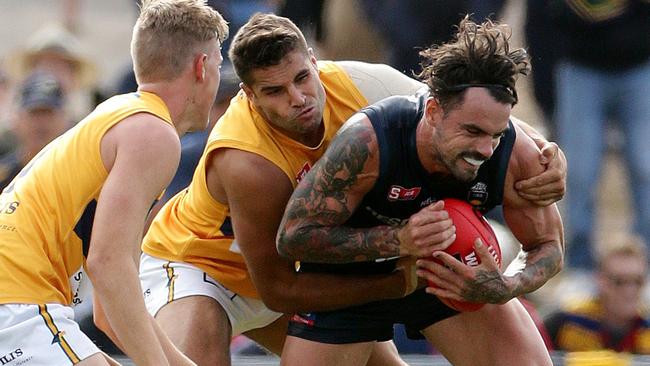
left=93, top=311, right=109, bottom=334
left=85, top=247, right=130, bottom=290
left=84, top=252, right=105, bottom=281
left=276, top=236, right=291, bottom=259
left=85, top=251, right=114, bottom=282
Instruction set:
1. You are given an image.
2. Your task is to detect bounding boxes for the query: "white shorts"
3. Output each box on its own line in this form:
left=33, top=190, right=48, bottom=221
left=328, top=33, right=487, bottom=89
left=139, top=253, right=282, bottom=336
left=0, top=303, right=101, bottom=365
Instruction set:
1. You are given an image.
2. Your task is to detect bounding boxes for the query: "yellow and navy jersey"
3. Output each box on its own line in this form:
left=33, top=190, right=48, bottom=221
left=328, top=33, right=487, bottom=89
left=545, top=298, right=650, bottom=354
left=0, top=91, right=173, bottom=306
left=142, top=61, right=368, bottom=298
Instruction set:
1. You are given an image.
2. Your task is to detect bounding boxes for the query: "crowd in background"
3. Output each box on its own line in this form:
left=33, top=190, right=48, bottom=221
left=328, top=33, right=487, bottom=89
left=0, top=0, right=648, bottom=362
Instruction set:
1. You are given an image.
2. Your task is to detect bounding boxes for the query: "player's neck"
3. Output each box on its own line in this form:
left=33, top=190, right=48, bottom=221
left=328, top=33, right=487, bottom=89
left=138, top=80, right=194, bottom=136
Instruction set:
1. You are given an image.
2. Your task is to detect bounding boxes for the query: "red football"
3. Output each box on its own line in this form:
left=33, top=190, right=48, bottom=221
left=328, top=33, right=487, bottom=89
left=429, top=198, right=502, bottom=312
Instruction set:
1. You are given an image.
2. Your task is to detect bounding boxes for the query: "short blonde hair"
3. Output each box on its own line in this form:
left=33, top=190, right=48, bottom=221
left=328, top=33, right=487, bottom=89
left=131, top=0, right=228, bottom=83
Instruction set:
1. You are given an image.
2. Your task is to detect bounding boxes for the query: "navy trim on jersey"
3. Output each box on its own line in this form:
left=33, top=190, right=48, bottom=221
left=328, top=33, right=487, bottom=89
left=73, top=200, right=97, bottom=258
left=219, top=216, right=233, bottom=236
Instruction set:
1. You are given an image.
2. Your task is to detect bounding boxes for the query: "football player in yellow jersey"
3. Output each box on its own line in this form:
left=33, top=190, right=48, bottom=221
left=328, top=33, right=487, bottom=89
left=139, top=13, right=567, bottom=366
left=0, top=1, right=227, bottom=365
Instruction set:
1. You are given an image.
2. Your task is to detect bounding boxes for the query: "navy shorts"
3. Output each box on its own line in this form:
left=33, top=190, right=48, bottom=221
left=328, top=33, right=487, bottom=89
left=287, top=288, right=459, bottom=344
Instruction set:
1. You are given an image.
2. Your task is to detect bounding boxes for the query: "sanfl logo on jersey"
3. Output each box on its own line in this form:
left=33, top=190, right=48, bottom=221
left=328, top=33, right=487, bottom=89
left=387, top=185, right=421, bottom=201
left=296, top=162, right=311, bottom=183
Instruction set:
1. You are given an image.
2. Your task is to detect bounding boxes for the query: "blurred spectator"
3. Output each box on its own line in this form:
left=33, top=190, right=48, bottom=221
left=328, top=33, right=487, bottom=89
left=115, top=0, right=268, bottom=94
left=354, top=1, right=509, bottom=77
left=549, top=0, right=650, bottom=271
left=6, top=23, right=98, bottom=119
left=544, top=233, right=650, bottom=354
left=228, top=0, right=279, bottom=51
left=129, top=0, right=232, bottom=53
left=278, top=0, right=327, bottom=54
left=357, top=0, right=466, bottom=75
left=563, top=350, right=639, bottom=366
left=0, top=63, right=14, bottom=156
left=0, top=72, right=70, bottom=190
left=62, top=0, right=82, bottom=34
left=0, top=64, right=10, bottom=118
left=467, top=0, right=506, bottom=21
left=524, top=0, right=560, bottom=136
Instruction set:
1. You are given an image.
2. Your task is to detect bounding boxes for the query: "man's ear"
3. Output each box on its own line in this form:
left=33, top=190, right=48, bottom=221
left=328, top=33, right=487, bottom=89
left=307, top=48, right=318, bottom=68
left=241, top=82, right=254, bottom=100
left=425, top=97, right=443, bottom=127
left=194, top=53, right=207, bottom=81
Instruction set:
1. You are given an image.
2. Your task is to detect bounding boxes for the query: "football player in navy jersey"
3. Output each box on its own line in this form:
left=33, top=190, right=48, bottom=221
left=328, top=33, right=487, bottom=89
left=278, top=17, right=563, bottom=366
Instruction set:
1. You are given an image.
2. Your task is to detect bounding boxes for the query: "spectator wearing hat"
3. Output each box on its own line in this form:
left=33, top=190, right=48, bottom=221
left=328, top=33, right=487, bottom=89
left=0, top=72, right=70, bottom=190
left=7, top=23, right=97, bottom=120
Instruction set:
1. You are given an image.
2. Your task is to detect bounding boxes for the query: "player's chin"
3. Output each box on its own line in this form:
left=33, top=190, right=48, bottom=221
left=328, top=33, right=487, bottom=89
left=452, top=167, right=478, bottom=183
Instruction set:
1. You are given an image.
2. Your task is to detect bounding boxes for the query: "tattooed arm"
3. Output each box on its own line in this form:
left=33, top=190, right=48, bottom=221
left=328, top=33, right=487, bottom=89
left=210, top=147, right=416, bottom=313
left=498, top=123, right=564, bottom=298
left=417, top=123, right=564, bottom=304
left=277, top=113, right=456, bottom=263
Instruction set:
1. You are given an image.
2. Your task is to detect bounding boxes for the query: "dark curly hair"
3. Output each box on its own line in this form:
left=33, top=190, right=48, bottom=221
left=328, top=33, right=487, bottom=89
left=416, top=16, right=530, bottom=113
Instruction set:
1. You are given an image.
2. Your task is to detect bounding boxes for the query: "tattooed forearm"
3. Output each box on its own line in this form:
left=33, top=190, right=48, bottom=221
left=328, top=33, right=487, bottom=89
left=508, top=242, right=563, bottom=297
left=279, top=224, right=402, bottom=263
left=278, top=120, right=401, bottom=263
left=461, top=270, right=511, bottom=304
left=457, top=242, right=562, bottom=304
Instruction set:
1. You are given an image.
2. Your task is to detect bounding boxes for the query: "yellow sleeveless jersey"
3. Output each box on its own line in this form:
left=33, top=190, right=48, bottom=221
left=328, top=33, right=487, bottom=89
left=142, top=61, right=368, bottom=298
left=0, top=92, right=172, bottom=305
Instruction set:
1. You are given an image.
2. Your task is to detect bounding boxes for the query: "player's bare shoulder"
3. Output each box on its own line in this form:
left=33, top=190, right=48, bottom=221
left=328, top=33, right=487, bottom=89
left=100, top=112, right=180, bottom=172
left=209, top=147, right=293, bottom=203
left=336, top=61, right=425, bottom=104
left=212, top=148, right=287, bottom=181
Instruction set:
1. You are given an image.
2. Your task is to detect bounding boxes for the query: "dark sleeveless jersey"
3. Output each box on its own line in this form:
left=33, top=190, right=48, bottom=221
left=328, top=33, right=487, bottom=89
left=299, top=92, right=515, bottom=275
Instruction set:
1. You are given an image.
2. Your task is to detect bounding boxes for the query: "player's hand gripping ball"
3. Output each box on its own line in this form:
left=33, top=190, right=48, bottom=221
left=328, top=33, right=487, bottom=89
left=430, top=198, right=502, bottom=312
